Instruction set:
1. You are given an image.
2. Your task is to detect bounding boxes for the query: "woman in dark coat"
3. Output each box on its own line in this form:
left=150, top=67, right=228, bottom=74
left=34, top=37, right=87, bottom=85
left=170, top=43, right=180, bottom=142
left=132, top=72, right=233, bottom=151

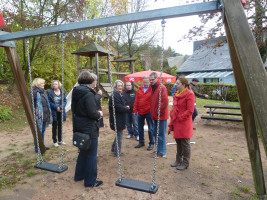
left=48, top=80, right=67, bottom=147
left=168, top=77, right=195, bottom=170
left=72, top=71, right=103, bottom=187
left=31, top=78, right=51, bottom=152
left=90, top=73, right=104, bottom=128
left=109, top=80, right=130, bottom=157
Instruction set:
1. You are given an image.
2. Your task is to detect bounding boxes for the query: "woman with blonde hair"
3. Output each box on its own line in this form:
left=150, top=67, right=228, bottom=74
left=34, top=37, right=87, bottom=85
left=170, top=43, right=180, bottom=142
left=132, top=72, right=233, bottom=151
left=168, top=77, right=195, bottom=170
left=109, top=80, right=130, bottom=157
left=31, top=78, right=52, bottom=152
left=48, top=80, right=67, bottom=147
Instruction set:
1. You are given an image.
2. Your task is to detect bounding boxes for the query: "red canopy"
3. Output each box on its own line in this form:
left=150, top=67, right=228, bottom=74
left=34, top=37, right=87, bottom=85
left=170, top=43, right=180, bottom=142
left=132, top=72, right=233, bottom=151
left=0, top=13, right=5, bottom=27
left=124, top=70, right=176, bottom=83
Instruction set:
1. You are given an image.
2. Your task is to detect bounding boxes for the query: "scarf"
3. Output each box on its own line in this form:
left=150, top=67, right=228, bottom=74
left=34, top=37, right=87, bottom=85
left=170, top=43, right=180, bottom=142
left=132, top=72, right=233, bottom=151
left=175, top=88, right=187, bottom=96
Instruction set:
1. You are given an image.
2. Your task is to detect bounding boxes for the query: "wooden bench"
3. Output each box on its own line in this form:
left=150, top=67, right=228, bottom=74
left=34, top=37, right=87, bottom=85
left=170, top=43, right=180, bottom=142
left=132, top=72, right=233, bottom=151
left=201, top=104, right=243, bottom=123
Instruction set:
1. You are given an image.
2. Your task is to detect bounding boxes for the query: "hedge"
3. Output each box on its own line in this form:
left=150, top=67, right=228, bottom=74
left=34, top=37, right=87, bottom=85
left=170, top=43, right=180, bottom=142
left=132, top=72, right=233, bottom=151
left=163, top=83, right=239, bottom=102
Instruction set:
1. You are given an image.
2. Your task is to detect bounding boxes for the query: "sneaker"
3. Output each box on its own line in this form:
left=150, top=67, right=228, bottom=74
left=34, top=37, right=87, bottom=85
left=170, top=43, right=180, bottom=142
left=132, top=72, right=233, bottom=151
left=126, top=135, right=132, bottom=139
left=58, top=141, right=66, bottom=145
left=114, top=153, right=124, bottom=157
left=136, top=136, right=139, bottom=141
left=54, top=143, right=59, bottom=147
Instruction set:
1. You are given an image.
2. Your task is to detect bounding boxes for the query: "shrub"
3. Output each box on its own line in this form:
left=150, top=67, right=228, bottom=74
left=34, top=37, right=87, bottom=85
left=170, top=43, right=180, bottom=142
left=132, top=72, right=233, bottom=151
left=0, top=106, right=13, bottom=121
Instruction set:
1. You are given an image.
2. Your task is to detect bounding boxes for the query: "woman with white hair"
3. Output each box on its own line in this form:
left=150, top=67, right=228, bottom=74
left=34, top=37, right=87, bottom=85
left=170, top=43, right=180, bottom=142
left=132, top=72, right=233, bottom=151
left=48, top=80, right=67, bottom=147
left=31, top=78, right=52, bottom=152
left=109, top=80, right=130, bottom=157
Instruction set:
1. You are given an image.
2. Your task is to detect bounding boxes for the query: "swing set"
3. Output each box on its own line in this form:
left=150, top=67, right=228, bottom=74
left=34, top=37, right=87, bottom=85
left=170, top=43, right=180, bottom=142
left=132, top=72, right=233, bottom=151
left=0, top=0, right=266, bottom=197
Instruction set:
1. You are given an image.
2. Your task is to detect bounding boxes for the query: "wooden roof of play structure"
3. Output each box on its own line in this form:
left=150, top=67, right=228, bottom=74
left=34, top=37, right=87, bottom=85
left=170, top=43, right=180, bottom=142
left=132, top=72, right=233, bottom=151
left=71, top=42, right=111, bottom=57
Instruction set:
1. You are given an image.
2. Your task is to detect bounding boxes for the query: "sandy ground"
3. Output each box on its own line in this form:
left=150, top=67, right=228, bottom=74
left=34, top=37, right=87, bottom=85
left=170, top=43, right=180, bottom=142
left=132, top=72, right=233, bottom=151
left=0, top=103, right=267, bottom=200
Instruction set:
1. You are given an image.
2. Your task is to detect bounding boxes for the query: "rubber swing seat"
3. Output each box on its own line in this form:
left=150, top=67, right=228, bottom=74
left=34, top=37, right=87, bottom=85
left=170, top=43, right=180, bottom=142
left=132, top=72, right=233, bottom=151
left=34, top=162, right=68, bottom=173
left=115, top=178, right=159, bottom=194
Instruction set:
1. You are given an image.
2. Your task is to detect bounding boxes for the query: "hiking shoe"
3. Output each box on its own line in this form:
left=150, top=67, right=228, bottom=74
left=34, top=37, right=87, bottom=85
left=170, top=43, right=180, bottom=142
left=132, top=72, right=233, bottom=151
left=54, top=143, right=59, bottom=147
left=85, top=180, right=103, bottom=187
left=135, top=143, right=145, bottom=148
left=147, top=144, right=154, bottom=151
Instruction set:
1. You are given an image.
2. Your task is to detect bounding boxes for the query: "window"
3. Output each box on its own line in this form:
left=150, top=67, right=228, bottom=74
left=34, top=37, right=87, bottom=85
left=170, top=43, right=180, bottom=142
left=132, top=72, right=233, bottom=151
left=204, top=78, right=219, bottom=83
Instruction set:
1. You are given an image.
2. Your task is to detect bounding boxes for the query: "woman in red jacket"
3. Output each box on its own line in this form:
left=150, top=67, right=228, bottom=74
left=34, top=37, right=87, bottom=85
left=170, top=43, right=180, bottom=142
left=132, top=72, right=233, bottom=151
left=168, top=77, right=195, bottom=170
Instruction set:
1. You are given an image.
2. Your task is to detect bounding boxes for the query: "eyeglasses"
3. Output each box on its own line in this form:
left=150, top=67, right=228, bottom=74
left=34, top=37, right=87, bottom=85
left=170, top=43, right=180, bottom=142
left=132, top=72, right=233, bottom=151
left=149, top=79, right=155, bottom=82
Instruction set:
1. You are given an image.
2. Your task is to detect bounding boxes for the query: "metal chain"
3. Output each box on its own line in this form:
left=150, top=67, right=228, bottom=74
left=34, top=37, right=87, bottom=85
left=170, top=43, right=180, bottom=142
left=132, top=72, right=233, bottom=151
left=151, top=19, right=166, bottom=188
left=106, top=27, right=124, bottom=181
left=59, top=33, right=65, bottom=168
left=26, top=38, right=43, bottom=164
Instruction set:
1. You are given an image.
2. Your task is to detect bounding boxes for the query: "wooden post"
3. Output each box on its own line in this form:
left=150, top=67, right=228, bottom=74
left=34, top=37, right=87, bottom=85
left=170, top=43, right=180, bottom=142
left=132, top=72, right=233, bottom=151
left=95, top=52, right=99, bottom=86
left=4, top=46, right=45, bottom=154
left=223, top=0, right=266, bottom=197
left=76, top=55, right=80, bottom=78
left=117, top=62, right=120, bottom=80
left=90, top=56, right=93, bottom=73
left=130, top=60, right=134, bottom=73
left=107, top=55, right=111, bottom=83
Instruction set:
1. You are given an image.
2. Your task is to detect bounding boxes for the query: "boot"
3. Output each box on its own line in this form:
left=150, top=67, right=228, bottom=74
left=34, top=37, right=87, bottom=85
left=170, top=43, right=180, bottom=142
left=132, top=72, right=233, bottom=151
left=171, top=155, right=180, bottom=167
left=176, top=163, right=188, bottom=170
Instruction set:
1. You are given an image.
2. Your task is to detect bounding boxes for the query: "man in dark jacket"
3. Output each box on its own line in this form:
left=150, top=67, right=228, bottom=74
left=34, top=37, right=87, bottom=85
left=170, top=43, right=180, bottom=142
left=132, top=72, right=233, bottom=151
left=123, top=82, right=139, bottom=140
left=190, top=78, right=209, bottom=121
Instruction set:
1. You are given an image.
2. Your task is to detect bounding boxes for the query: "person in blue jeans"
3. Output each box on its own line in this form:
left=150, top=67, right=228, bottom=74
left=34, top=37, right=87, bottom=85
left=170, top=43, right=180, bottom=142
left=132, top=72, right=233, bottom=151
left=133, top=76, right=154, bottom=151
left=31, top=78, right=52, bottom=152
left=190, top=78, right=209, bottom=121
left=123, top=82, right=139, bottom=140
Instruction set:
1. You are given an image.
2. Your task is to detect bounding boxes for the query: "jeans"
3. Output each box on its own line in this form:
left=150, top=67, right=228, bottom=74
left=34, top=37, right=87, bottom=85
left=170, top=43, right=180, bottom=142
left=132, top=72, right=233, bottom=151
left=74, top=138, right=98, bottom=186
left=52, top=112, right=62, bottom=143
left=111, top=131, right=123, bottom=156
left=153, top=120, right=167, bottom=156
left=138, top=113, right=154, bottom=145
left=192, top=105, right=198, bottom=121
left=34, top=122, right=46, bottom=152
left=126, top=113, right=138, bottom=137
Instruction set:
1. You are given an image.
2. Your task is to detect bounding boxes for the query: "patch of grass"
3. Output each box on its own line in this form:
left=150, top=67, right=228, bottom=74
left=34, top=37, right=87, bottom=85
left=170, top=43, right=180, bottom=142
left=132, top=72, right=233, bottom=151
left=196, top=98, right=240, bottom=109
left=249, top=195, right=260, bottom=200
left=240, top=185, right=251, bottom=193
left=233, top=144, right=238, bottom=147
left=0, top=106, right=28, bottom=132
left=240, top=171, right=246, bottom=175
left=0, top=106, right=13, bottom=121
left=26, top=170, right=36, bottom=177
left=230, top=189, right=241, bottom=199
left=11, top=152, right=23, bottom=159
left=217, top=141, right=222, bottom=144
left=42, top=171, right=48, bottom=175
left=196, top=136, right=203, bottom=139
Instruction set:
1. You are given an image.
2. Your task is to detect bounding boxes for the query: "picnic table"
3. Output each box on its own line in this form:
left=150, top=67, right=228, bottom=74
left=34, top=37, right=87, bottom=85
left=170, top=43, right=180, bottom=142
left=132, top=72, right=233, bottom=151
left=201, top=104, right=243, bottom=123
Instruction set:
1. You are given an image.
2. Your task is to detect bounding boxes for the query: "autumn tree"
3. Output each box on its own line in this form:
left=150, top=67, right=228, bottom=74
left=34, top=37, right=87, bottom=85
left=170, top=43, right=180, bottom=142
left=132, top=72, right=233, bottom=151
left=179, top=0, right=266, bottom=62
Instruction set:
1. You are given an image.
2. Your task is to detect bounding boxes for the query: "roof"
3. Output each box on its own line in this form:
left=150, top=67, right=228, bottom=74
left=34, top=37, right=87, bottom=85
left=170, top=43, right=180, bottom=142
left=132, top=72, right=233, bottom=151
left=112, top=57, right=136, bottom=62
left=178, top=43, right=232, bottom=73
left=186, top=71, right=233, bottom=79
left=72, top=42, right=112, bottom=57
left=167, top=56, right=188, bottom=68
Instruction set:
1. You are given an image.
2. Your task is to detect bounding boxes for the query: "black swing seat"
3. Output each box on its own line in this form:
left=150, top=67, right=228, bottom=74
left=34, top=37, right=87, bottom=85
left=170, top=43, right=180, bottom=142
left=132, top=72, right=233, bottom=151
left=35, top=162, right=68, bottom=173
left=115, top=178, right=159, bottom=194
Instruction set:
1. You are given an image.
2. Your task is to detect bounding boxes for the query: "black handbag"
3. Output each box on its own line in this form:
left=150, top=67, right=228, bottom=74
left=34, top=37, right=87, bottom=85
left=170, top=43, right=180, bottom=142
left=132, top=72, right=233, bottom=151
left=73, top=132, right=91, bottom=150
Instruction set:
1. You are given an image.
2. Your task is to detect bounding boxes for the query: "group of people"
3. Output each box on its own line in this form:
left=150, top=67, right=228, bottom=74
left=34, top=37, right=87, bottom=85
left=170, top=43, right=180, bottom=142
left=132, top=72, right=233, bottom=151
left=31, top=70, right=209, bottom=188
left=31, top=78, right=66, bottom=152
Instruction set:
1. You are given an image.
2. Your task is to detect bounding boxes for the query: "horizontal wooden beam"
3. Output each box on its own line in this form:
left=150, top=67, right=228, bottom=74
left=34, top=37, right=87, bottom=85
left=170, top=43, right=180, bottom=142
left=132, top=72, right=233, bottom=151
left=0, top=1, right=220, bottom=42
